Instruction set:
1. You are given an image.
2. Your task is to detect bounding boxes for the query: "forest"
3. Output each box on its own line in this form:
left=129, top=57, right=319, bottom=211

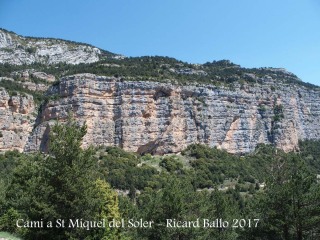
left=0, top=119, right=319, bottom=240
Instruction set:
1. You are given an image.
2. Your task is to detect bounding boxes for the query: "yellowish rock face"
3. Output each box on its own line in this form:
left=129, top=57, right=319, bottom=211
left=19, top=73, right=320, bottom=155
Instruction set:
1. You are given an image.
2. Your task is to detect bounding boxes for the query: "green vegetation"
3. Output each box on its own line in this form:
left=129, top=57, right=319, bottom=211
left=299, top=140, right=320, bottom=173
left=269, top=103, right=285, bottom=141
left=0, top=231, right=21, bottom=240
left=25, top=47, right=36, bottom=54
left=1, top=48, right=14, bottom=53
left=273, top=104, right=284, bottom=122
left=98, top=146, right=158, bottom=190
left=0, top=79, right=44, bottom=104
left=117, top=143, right=320, bottom=240
left=1, top=55, right=319, bottom=93
left=0, top=28, right=319, bottom=239
left=258, top=104, right=267, bottom=114
left=0, top=52, right=318, bottom=113
left=0, top=119, right=121, bottom=240
left=1, top=27, right=319, bottom=92
left=0, top=120, right=319, bottom=239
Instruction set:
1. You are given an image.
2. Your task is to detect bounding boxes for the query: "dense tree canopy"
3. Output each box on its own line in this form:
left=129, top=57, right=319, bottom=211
left=1, top=119, right=121, bottom=240
left=0, top=128, right=319, bottom=239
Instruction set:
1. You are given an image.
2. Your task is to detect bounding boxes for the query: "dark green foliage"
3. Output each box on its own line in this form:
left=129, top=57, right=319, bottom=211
left=0, top=28, right=318, bottom=89
left=0, top=63, right=29, bottom=77
left=273, top=104, right=284, bottom=122
left=26, top=47, right=36, bottom=54
left=0, top=151, right=23, bottom=215
left=98, top=146, right=158, bottom=190
left=118, top=143, right=320, bottom=239
left=1, top=48, right=14, bottom=53
left=182, top=144, right=271, bottom=188
left=0, top=150, right=22, bottom=178
left=1, top=54, right=318, bottom=91
left=1, top=137, right=320, bottom=239
left=28, top=75, right=48, bottom=84
left=204, top=189, right=239, bottom=239
left=258, top=104, right=267, bottom=113
left=159, top=156, right=183, bottom=173
left=0, top=208, right=22, bottom=234
left=120, top=176, right=243, bottom=240
left=135, top=176, right=197, bottom=240
left=239, top=153, right=320, bottom=240
left=3, top=119, right=120, bottom=240
left=0, top=79, right=44, bottom=104
left=246, top=67, right=319, bottom=89
left=0, top=27, right=319, bottom=94
left=203, top=60, right=240, bottom=68
left=299, top=140, right=320, bottom=173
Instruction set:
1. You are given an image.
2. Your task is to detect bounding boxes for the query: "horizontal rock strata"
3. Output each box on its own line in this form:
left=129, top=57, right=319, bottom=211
left=0, top=29, right=101, bottom=65
left=0, top=88, right=36, bottom=152
left=23, top=74, right=320, bottom=154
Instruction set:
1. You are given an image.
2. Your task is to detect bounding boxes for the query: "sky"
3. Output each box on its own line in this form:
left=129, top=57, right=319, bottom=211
left=0, top=0, right=320, bottom=86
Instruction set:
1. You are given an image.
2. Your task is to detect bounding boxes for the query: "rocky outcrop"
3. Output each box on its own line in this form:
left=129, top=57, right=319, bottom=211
left=0, top=88, right=36, bottom=152
left=0, top=29, right=109, bottom=65
left=24, top=74, right=320, bottom=154
left=7, top=69, right=56, bottom=92
left=1, top=29, right=319, bottom=155
left=11, top=69, right=56, bottom=83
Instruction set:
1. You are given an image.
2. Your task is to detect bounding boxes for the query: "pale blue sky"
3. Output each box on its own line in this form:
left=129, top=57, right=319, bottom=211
left=0, top=0, right=319, bottom=86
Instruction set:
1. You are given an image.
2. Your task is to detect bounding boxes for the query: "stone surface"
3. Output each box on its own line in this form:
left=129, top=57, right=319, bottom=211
left=1, top=29, right=320, bottom=155
left=0, top=29, right=102, bottom=65
left=0, top=88, right=36, bottom=152
left=9, top=69, right=56, bottom=92
left=23, top=74, right=320, bottom=154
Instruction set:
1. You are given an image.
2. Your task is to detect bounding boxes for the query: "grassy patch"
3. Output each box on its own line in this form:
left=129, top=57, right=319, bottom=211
left=0, top=232, right=21, bottom=240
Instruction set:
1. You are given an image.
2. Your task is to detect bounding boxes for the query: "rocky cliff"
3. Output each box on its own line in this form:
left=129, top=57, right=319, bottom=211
left=1, top=29, right=320, bottom=155
left=0, top=89, right=36, bottom=152
left=0, top=29, right=118, bottom=65
left=23, top=73, right=320, bottom=154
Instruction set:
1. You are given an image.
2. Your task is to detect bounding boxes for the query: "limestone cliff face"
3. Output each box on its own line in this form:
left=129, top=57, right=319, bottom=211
left=24, top=74, right=320, bottom=154
left=1, top=29, right=319, bottom=155
left=0, top=88, right=36, bottom=152
left=0, top=29, right=109, bottom=65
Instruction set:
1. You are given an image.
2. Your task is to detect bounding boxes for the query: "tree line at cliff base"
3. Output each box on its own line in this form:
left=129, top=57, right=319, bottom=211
left=0, top=119, right=319, bottom=240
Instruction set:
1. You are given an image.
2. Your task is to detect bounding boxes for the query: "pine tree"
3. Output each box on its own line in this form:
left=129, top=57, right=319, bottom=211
left=250, top=153, right=320, bottom=240
left=7, top=118, right=121, bottom=240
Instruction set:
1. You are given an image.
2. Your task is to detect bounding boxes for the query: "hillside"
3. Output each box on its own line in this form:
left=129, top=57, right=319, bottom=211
left=0, top=28, right=117, bottom=65
left=0, top=28, right=320, bottom=240
left=0, top=28, right=319, bottom=154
